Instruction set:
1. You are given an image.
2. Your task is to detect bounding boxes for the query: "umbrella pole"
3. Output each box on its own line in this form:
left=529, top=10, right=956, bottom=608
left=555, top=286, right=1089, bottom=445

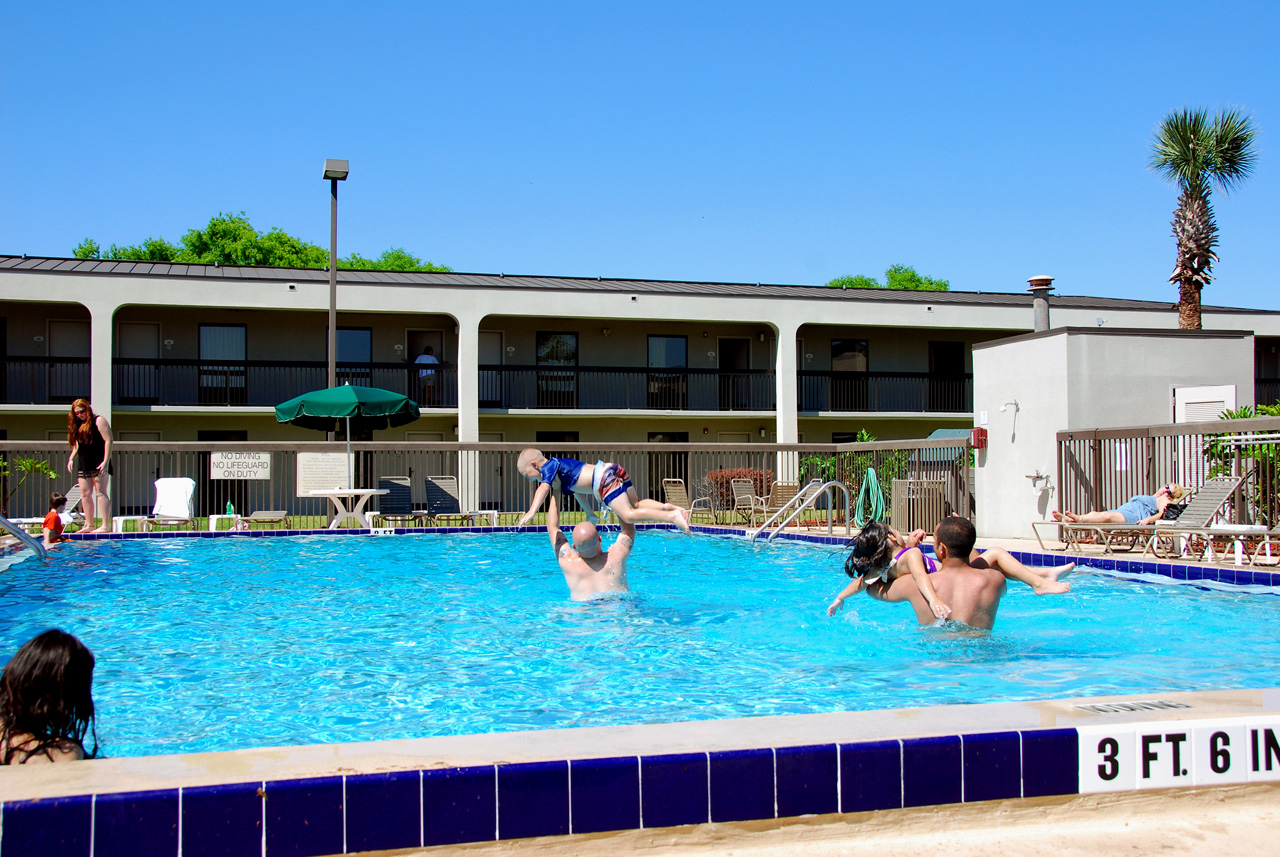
left=346, top=415, right=353, bottom=489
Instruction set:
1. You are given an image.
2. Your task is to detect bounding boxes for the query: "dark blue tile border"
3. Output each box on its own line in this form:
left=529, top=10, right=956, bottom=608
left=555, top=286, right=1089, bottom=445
left=344, top=770, right=420, bottom=853
left=1, top=795, right=93, bottom=857
left=569, top=756, right=640, bottom=834
left=839, top=739, right=901, bottom=812
left=709, top=748, right=774, bottom=822
left=422, top=765, right=496, bottom=846
left=641, top=752, right=708, bottom=828
left=962, top=731, right=1021, bottom=803
left=264, top=775, right=343, bottom=857
left=1021, top=728, right=1079, bottom=797
left=902, top=735, right=962, bottom=807
left=497, top=760, right=569, bottom=840
left=94, top=789, right=179, bottom=857
left=182, top=781, right=263, bottom=857
left=776, top=744, right=838, bottom=817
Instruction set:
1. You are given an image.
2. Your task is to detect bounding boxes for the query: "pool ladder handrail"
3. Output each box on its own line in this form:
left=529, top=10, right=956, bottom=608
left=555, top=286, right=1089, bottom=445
left=749, top=480, right=852, bottom=543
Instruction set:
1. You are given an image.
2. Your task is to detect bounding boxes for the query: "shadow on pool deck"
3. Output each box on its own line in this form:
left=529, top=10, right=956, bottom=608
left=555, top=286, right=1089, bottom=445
left=380, top=783, right=1280, bottom=857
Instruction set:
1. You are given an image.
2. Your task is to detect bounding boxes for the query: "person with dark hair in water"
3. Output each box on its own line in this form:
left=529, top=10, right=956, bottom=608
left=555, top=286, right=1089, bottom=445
left=828, top=517, right=1073, bottom=619
left=865, top=516, right=1069, bottom=630
left=0, top=629, right=99, bottom=764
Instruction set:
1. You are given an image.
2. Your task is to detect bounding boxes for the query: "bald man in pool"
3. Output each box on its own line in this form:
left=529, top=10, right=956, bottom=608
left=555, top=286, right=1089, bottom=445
left=546, top=490, right=635, bottom=600
left=867, top=516, right=1007, bottom=630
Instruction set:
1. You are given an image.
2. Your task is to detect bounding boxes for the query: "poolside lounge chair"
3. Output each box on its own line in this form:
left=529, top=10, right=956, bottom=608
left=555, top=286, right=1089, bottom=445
left=662, top=478, right=717, bottom=524
left=372, top=477, right=425, bottom=528
left=730, top=478, right=766, bottom=526
left=243, top=511, right=292, bottom=529
left=421, top=476, right=478, bottom=526
left=146, top=477, right=197, bottom=531
left=1031, top=474, right=1248, bottom=555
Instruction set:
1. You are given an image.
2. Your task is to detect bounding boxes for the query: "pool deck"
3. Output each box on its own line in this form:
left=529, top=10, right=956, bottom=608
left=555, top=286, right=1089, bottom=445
left=2, top=523, right=1278, bottom=857
left=388, top=783, right=1280, bottom=856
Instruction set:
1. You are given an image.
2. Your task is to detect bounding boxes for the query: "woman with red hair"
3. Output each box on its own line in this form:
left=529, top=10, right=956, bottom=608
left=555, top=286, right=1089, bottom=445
left=65, top=398, right=113, bottom=533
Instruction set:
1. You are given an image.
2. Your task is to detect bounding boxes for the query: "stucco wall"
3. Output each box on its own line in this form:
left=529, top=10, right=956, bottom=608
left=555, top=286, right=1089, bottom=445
left=973, top=328, right=1255, bottom=539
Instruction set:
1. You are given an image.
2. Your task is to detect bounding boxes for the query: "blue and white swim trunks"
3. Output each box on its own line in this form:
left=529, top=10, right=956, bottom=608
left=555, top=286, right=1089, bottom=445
left=591, top=461, right=634, bottom=505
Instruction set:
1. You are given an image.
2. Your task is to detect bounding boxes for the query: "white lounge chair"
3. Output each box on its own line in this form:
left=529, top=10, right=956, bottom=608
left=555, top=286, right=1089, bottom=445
left=146, top=477, right=197, bottom=531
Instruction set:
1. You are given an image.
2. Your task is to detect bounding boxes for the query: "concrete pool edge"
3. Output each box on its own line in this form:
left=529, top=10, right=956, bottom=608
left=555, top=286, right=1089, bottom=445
left=2, top=687, right=1279, bottom=856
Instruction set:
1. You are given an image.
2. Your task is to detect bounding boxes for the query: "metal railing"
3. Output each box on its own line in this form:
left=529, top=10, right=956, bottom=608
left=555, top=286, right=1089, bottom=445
left=1256, top=378, right=1280, bottom=407
left=0, top=438, right=974, bottom=529
left=0, top=357, right=91, bottom=404
left=1056, top=415, right=1280, bottom=526
left=478, top=366, right=777, bottom=411
left=111, top=360, right=458, bottom=407
left=797, top=371, right=972, bottom=413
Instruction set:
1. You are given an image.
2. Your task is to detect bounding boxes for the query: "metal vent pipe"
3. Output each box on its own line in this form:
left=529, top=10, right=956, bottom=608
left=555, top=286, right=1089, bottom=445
left=1027, top=275, right=1054, bottom=332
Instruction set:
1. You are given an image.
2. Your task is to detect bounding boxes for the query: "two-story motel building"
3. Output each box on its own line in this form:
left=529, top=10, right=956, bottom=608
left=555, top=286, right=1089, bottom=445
left=3, top=255, right=1279, bottom=446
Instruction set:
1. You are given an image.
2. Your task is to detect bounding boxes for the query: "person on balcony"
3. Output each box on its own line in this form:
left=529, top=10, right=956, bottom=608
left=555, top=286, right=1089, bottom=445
left=414, top=345, right=439, bottom=406
left=65, top=399, right=112, bottom=533
left=516, top=448, right=691, bottom=533
left=1051, top=483, right=1186, bottom=525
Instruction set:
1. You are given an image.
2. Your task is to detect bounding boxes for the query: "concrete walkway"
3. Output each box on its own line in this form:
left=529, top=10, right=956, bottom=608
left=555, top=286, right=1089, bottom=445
left=386, top=783, right=1280, bottom=856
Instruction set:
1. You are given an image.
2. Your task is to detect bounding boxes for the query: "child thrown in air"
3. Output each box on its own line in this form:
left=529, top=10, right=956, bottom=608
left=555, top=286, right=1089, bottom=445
left=515, top=449, right=691, bottom=534
left=827, top=520, right=1072, bottom=618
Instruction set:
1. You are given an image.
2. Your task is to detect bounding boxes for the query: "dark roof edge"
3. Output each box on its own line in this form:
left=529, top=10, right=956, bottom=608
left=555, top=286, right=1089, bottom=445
left=971, top=326, right=1257, bottom=351
left=0, top=254, right=1273, bottom=314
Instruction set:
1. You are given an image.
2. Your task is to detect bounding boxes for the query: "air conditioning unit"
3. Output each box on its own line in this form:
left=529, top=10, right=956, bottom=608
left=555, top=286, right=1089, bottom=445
left=891, top=480, right=946, bottom=531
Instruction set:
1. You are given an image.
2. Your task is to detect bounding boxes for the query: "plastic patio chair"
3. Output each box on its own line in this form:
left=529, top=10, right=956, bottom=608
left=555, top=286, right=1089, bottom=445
left=731, top=477, right=766, bottom=525
left=661, top=478, right=717, bottom=524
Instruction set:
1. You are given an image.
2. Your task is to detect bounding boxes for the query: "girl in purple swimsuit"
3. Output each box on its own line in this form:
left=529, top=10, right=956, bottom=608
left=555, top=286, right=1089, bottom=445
left=827, top=522, right=950, bottom=619
left=827, top=520, right=1075, bottom=619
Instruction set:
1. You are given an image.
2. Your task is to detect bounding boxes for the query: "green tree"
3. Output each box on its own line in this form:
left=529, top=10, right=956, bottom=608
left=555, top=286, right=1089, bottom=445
left=73, top=212, right=451, bottom=272
left=825, top=274, right=882, bottom=289
left=1150, top=108, right=1257, bottom=329
left=825, top=265, right=948, bottom=291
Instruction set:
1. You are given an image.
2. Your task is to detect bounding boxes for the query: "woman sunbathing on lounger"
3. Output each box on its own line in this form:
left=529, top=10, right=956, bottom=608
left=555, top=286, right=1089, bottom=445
left=1051, top=484, right=1186, bottom=525
left=826, top=520, right=1073, bottom=618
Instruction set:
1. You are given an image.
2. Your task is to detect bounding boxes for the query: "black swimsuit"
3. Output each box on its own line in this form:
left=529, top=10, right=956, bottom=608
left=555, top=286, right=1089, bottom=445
left=75, top=419, right=111, bottom=477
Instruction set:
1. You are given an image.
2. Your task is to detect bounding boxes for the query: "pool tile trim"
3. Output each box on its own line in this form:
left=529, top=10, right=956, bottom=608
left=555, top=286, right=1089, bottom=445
left=53, top=523, right=1279, bottom=591
left=3, top=692, right=1279, bottom=856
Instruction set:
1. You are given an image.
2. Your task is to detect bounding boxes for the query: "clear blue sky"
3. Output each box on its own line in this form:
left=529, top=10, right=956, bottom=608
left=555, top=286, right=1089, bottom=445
left=2, top=2, right=1276, bottom=308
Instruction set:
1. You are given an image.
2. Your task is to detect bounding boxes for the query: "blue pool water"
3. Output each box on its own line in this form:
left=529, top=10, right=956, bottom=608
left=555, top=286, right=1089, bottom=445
left=2, top=531, right=1279, bottom=758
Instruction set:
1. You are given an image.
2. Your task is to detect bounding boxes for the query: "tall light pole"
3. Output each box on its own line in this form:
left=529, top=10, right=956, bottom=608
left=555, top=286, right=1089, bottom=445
left=323, top=159, right=349, bottom=389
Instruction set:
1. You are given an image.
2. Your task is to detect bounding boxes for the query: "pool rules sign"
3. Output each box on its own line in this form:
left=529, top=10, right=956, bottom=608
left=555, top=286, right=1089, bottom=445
left=1078, top=716, right=1280, bottom=792
left=210, top=451, right=271, bottom=480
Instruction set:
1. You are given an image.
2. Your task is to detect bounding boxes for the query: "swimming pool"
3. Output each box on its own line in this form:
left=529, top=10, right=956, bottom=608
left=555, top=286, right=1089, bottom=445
left=2, top=530, right=1279, bottom=758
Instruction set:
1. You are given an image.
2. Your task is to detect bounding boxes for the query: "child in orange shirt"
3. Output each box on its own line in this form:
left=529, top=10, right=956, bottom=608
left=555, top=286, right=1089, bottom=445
left=42, top=493, right=69, bottom=548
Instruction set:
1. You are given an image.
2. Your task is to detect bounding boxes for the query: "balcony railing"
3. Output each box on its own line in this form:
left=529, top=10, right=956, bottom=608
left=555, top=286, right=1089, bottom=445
left=1257, top=378, right=1280, bottom=408
left=798, top=371, right=972, bottom=413
left=0, top=357, right=91, bottom=404
left=0, top=358, right=971, bottom=414
left=112, top=359, right=458, bottom=408
left=479, top=366, right=777, bottom=411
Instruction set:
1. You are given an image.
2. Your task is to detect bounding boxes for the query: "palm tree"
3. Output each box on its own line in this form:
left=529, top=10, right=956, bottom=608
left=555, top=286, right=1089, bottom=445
left=1150, top=108, right=1257, bottom=329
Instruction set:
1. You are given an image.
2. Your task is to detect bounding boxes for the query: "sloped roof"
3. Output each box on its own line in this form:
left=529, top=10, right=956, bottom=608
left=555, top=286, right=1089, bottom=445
left=0, top=254, right=1272, bottom=314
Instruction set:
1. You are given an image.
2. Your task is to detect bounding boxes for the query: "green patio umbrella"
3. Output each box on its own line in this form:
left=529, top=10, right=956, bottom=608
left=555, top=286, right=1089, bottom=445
left=275, top=384, right=421, bottom=487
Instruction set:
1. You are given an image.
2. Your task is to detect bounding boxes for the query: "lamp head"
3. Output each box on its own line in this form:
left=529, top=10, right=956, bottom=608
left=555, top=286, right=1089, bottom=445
left=999, top=400, right=1019, bottom=413
left=322, top=159, right=350, bottom=180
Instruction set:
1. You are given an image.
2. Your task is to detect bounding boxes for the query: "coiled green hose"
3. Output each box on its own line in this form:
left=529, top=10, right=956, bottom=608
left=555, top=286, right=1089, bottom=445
left=853, top=467, right=886, bottom=528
